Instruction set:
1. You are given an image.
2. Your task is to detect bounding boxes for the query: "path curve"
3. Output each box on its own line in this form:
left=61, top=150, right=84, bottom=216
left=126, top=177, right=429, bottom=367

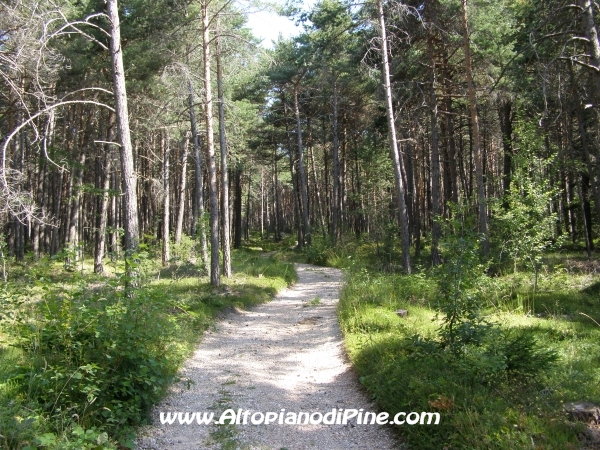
left=137, top=263, right=399, bottom=449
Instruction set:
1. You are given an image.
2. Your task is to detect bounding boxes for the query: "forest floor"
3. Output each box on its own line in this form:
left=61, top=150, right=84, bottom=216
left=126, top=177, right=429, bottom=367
left=136, top=262, right=399, bottom=450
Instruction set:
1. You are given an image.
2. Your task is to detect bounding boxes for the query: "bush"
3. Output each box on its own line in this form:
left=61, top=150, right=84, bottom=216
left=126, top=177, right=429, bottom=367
left=8, top=276, right=193, bottom=447
left=500, top=330, right=559, bottom=376
left=305, top=237, right=335, bottom=266
left=433, top=203, right=488, bottom=350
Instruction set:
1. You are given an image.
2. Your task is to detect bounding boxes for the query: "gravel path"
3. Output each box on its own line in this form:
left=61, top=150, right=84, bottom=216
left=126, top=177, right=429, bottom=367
left=136, top=263, right=400, bottom=450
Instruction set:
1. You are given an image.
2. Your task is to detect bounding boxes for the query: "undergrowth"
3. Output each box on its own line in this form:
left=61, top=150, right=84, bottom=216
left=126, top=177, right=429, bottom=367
left=0, top=245, right=295, bottom=449
left=334, top=238, right=600, bottom=449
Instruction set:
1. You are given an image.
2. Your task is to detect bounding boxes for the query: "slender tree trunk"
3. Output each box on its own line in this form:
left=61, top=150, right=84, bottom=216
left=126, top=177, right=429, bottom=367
left=216, top=36, right=231, bottom=277
left=107, top=0, right=139, bottom=264
left=273, top=148, right=281, bottom=241
left=377, top=0, right=411, bottom=272
left=50, top=170, right=64, bottom=256
left=162, top=132, right=171, bottom=266
left=461, top=0, right=489, bottom=256
left=260, top=168, right=265, bottom=239
left=443, top=73, right=460, bottom=204
left=95, top=147, right=112, bottom=274
left=188, top=82, right=209, bottom=273
left=68, top=142, right=86, bottom=261
left=582, top=173, right=595, bottom=250
left=577, top=106, right=600, bottom=222
left=428, top=37, right=442, bottom=266
left=234, top=167, right=242, bottom=249
left=332, top=78, right=340, bottom=245
left=308, top=137, right=326, bottom=238
left=32, top=153, right=45, bottom=258
left=293, top=83, right=311, bottom=246
left=202, top=0, right=220, bottom=286
left=175, top=139, right=188, bottom=244
left=283, top=98, right=304, bottom=248
left=579, top=0, right=600, bottom=96
left=245, top=175, right=251, bottom=240
left=499, top=99, right=513, bottom=200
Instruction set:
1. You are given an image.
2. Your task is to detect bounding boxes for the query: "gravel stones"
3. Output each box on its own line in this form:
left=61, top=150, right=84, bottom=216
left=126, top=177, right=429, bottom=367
left=136, top=263, right=400, bottom=450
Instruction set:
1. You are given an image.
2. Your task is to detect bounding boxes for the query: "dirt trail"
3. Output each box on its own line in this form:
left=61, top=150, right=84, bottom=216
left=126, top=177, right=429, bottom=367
left=137, top=263, right=399, bottom=449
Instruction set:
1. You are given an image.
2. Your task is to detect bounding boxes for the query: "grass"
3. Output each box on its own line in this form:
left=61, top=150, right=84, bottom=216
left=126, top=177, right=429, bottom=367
left=0, top=243, right=296, bottom=449
left=303, top=297, right=322, bottom=307
left=333, top=238, right=600, bottom=449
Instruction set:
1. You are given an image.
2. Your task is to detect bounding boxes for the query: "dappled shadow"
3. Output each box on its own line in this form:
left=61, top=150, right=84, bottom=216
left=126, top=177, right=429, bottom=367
left=137, top=263, right=399, bottom=450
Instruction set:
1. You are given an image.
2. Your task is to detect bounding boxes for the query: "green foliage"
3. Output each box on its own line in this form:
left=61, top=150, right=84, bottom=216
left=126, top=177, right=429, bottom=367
left=304, top=236, right=335, bottom=266
left=10, top=277, right=187, bottom=442
left=492, top=137, right=561, bottom=276
left=0, top=248, right=295, bottom=449
left=336, top=236, right=594, bottom=450
left=433, top=203, right=488, bottom=349
left=499, top=330, right=559, bottom=376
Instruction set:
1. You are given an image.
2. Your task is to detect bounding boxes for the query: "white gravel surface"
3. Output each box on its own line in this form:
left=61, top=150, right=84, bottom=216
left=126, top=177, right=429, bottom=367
left=136, top=263, right=400, bottom=450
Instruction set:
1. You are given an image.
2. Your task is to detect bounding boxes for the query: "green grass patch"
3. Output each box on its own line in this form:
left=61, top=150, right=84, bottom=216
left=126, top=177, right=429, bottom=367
left=337, top=250, right=600, bottom=449
left=0, top=248, right=295, bottom=449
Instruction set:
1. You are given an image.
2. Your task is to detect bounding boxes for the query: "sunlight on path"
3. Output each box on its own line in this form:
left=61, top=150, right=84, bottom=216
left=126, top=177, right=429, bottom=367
left=137, top=263, right=399, bottom=450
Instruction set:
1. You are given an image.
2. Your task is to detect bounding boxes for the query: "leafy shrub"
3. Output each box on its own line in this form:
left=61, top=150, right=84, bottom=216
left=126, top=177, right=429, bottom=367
left=433, top=203, right=489, bottom=350
left=9, top=278, right=192, bottom=446
left=490, top=130, right=562, bottom=279
left=305, top=237, right=335, bottom=266
left=171, top=234, right=197, bottom=264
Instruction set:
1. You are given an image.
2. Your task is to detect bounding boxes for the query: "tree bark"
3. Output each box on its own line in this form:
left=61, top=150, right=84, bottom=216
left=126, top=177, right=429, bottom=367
left=499, top=99, right=513, bottom=200
left=461, top=0, right=489, bottom=256
left=273, top=147, right=281, bottom=241
left=332, top=79, right=340, bottom=245
left=107, top=0, right=139, bottom=262
left=234, top=167, right=242, bottom=249
left=94, top=146, right=112, bottom=274
left=428, top=36, right=442, bottom=266
left=377, top=0, right=411, bottom=273
left=162, top=131, right=171, bottom=266
left=216, top=35, right=231, bottom=277
left=188, top=82, right=209, bottom=273
left=174, top=139, right=188, bottom=245
left=202, top=0, right=220, bottom=286
left=293, top=83, right=311, bottom=246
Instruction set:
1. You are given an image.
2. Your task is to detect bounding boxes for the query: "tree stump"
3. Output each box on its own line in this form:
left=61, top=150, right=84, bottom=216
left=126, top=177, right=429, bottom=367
left=564, top=402, right=600, bottom=423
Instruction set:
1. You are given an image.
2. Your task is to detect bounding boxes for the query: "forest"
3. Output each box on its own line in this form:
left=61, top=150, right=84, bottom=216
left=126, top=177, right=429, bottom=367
left=1, top=0, right=600, bottom=448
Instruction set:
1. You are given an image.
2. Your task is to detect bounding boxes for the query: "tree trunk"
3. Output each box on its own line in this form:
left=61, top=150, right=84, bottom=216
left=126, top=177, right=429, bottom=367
left=202, top=0, right=220, bottom=287
left=68, top=140, right=86, bottom=262
left=283, top=98, right=304, bottom=248
left=332, top=79, right=340, bottom=245
left=428, top=37, right=442, bottom=266
left=216, top=36, right=231, bottom=277
left=377, top=0, right=411, bottom=273
left=162, top=132, right=171, bottom=266
left=461, top=0, right=489, bottom=256
left=292, top=84, right=311, bottom=246
left=188, top=82, right=209, bottom=273
left=578, top=0, right=600, bottom=96
left=273, top=148, right=282, bottom=241
left=577, top=106, right=600, bottom=223
left=107, top=0, right=139, bottom=264
left=308, top=136, right=326, bottom=238
left=94, top=146, right=112, bottom=274
left=234, top=167, right=242, bottom=249
left=499, top=99, right=513, bottom=200
left=174, top=139, right=188, bottom=245
left=245, top=175, right=251, bottom=240
left=260, top=168, right=265, bottom=239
